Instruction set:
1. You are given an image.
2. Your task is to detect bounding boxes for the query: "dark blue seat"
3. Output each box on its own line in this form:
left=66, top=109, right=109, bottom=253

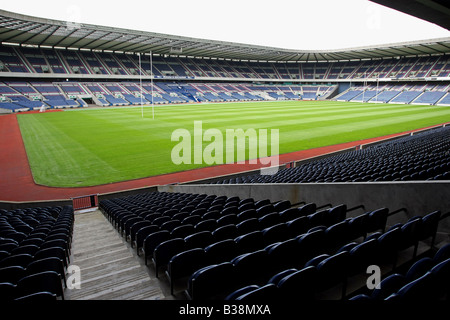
left=16, top=271, right=64, bottom=300
left=258, top=212, right=282, bottom=229
left=296, top=229, right=326, bottom=265
left=0, top=266, right=26, bottom=285
left=167, top=248, right=208, bottom=295
left=419, top=211, right=441, bottom=247
left=232, top=250, right=273, bottom=286
left=348, top=239, right=378, bottom=276
left=205, top=239, right=240, bottom=264
left=376, top=226, right=401, bottom=268
left=268, top=238, right=301, bottom=270
left=143, top=230, right=171, bottom=265
left=194, top=219, right=217, bottom=232
left=237, top=209, right=258, bottom=221
left=235, top=231, right=264, bottom=254
left=273, top=200, right=291, bottom=213
left=267, top=268, right=297, bottom=286
left=366, top=208, right=388, bottom=233
left=235, top=283, right=278, bottom=301
left=217, top=214, right=238, bottom=227
left=277, top=266, right=318, bottom=300
left=394, top=272, right=434, bottom=300
left=152, top=238, right=186, bottom=277
left=225, top=285, right=259, bottom=301
left=405, top=257, right=434, bottom=282
left=429, top=258, right=450, bottom=299
left=186, top=262, right=237, bottom=300
left=212, top=224, right=238, bottom=241
left=370, top=273, right=406, bottom=300
left=170, top=224, right=195, bottom=239
left=324, top=220, right=349, bottom=252
left=398, top=217, right=423, bottom=258
left=316, top=251, right=350, bottom=298
left=279, top=208, right=301, bottom=222
left=286, top=216, right=309, bottom=238
left=347, top=213, right=369, bottom=240
left=433, top=243, right=450, bottom=265
left=185, top=231, right=214, bottom=249
left=262, top=223, right=289, bottom=245
left=236, top=218, right=260, bottom=234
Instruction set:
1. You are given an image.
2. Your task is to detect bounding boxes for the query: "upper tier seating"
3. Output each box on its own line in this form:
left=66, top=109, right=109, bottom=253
left=214, top=126, right=450, bottom=184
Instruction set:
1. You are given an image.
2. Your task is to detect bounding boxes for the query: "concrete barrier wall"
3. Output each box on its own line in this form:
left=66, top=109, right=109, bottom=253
left=0, top=186, right=159, bottom=210
left=159, top=182, right=450, bottom=231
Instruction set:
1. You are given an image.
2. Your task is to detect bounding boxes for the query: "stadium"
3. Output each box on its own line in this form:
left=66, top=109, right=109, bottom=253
left=0, top=0, right=449, bottom=310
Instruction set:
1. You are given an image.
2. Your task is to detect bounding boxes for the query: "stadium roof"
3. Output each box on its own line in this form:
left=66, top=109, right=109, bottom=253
left=371, top=0, right=450, bottom=31
left=0, top=9, right=449, bottom=62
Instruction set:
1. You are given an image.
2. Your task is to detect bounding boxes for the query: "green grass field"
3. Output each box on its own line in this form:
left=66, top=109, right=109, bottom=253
left=17, top=100, right=450, bottom=187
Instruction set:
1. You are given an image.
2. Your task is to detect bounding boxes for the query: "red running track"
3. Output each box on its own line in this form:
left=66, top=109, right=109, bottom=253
left=0, top=113, right=447, bottom=202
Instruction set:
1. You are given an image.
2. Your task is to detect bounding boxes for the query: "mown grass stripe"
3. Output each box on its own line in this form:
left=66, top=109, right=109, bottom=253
left=17, top=101, right=450, bottom=187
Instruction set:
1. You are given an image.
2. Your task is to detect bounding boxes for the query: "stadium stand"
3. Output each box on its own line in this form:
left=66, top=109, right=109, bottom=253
left=0, top=205, right=74, bottom=300
left=214, top=126, right=450, bottom=184
left=0, top=8, right=449, bottom=305
left=1, top=44, right=450, bottom=112
left=3, top=44, right=449, bottom=81
left=98, top=191, right=449, bottom=300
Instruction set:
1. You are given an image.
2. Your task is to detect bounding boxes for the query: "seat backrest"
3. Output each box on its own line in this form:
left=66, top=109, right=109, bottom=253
left=236, top=283, right=278, bottom=301
left=420, top=211, right=441, bottom=240
left=236, top=218, right=260, bottom=234
left=349, top=239, right=378, bottom=273
left=143, top=230, right=171, bottom=255
left=273, top=200, right=291, bottom=213
left=258, top=212, right=282, bottom=228
left=405, top=257, right=433, bottom=282
left=433, top=243, right=450, bottom=265
left=0, top=266, right=26, bottom=284
left=16, top=271, right=64, bottom=299
left=297, top=229, right=326, bottom=259
left=395, top=272, right=434, bottom=300
left=279, top=207, right=300, bottom=222
left=205, top=239, right=239, bottom=263
left=267, top=268, right=298, bottom=286
left=325, top=220, right=349, bottom=248
left=277, top=266, right=318, bottom=300
left=187, top=262, right=236, bottom=300
left=194, top=219, right=217, bottom=232
left=371, top=273, right=406, bottom=300
left=212, top=224, right=238, bottom=241
left=0, top=254, right=33, bottom=268
left=184, top=231, right=214, bottom=249
left=237, top=209, right=257, bottom=221
left=262, top=223, right=289, bottom=244
left=298, top=203, right=317, bottom=217
left=256, top=204, right=275, bottom=217
left=234, top=231, right=264, bottom=253
left=366, top=208, right=389, bottom=233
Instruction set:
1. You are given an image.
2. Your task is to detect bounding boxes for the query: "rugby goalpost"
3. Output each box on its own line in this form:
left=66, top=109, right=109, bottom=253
left=138, top=51, right=155, bottom=119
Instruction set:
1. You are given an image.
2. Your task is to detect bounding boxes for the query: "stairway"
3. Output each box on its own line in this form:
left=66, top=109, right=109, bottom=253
left=65, top=209, right=167, bottom=300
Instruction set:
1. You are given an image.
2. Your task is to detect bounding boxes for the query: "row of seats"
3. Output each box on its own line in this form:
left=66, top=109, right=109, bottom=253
left=350, top=244, right=450, bottom=300
left=100, top=191, right=450, bottom=300
left=100, top=192, right=307, bottom=264
left=167, top=206, right=389, bottom=296
left=0, top=205, right=74, bottom=300
left=214, top=126, right=450, bottom=184
left=100, top=191, right=441, bottom=300
left=199, top=211, right=444, bottom=301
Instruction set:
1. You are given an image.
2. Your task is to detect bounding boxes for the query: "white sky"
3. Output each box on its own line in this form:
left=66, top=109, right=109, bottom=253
left=2, top=0, right=450, bottom=50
